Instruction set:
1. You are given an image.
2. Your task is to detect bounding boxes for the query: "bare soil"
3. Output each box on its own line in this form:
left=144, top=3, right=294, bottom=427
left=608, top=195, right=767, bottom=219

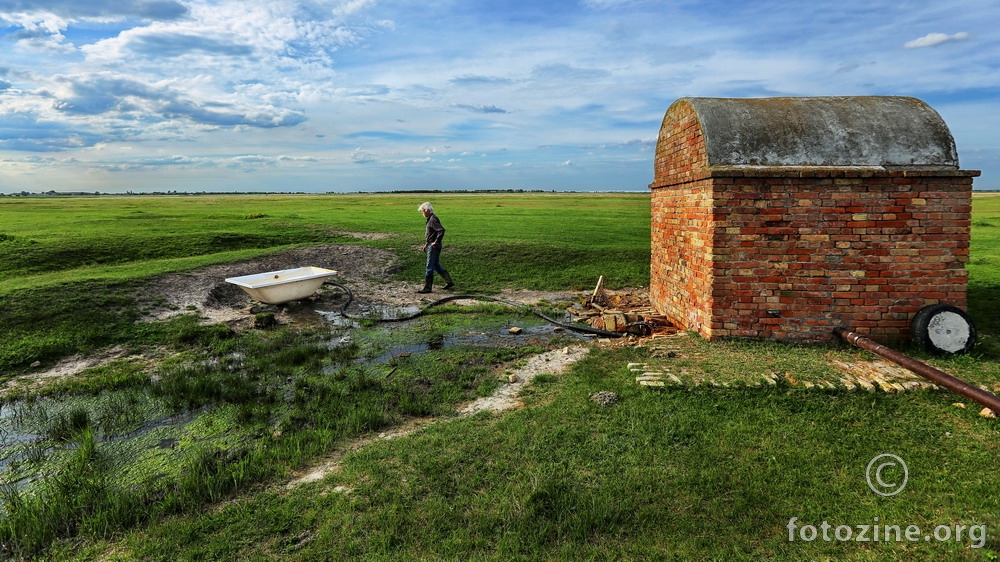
left=144, top=243, right=594, bottom=326
left=144, top=243, right=413, bottom=325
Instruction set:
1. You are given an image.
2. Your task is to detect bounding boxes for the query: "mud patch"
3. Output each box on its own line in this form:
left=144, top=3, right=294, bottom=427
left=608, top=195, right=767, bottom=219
left=141, top=244, right=589, bottom=326
left=142, top=244, right=412, bottom=324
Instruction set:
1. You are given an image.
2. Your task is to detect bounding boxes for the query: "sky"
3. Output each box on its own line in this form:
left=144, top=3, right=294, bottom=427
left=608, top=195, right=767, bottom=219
left=0, top=0, right=997, bottom=193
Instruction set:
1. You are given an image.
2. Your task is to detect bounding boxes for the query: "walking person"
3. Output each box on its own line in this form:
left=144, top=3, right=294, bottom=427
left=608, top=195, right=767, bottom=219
left=417, top=202, right=455, bottom=293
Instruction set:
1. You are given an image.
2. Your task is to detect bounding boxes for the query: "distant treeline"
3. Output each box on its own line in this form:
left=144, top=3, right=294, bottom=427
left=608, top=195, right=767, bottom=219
left=2, top=188, right=588, bottom=197
left=3, top=188, right=995, bottom=197
left=3, top=190, right=307, bottom=197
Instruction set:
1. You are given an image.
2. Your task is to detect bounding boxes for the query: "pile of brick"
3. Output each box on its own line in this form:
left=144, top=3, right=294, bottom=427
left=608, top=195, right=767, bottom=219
left=566, top=283, right=675, bottom=336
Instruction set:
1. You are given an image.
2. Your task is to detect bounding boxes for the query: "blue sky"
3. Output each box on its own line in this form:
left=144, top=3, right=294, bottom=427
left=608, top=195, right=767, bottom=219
left=0, top=0, right=997, bottom=193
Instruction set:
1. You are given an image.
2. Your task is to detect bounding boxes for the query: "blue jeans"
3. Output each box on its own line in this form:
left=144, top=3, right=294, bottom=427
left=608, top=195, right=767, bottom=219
left=425, top=244, right=447, bottom=277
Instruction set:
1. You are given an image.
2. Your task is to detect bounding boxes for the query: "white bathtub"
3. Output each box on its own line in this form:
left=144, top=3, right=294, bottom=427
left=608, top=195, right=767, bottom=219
left=225, top=266, right=339, bottom=305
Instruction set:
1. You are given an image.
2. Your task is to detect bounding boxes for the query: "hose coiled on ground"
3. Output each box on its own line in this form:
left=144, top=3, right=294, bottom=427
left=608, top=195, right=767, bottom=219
left=322, top=281, right=637, bottom=338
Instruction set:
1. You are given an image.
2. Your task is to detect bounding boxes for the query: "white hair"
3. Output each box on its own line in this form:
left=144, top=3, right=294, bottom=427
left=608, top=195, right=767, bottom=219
left=418, top=202, right=434, bottom=213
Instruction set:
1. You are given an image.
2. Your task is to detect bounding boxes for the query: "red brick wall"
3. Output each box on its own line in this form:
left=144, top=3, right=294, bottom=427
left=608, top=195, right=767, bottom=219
left=650, top=99, right=715, bottom=337
left=650, top=180, right=715, bottom=337
left=649, top=101, right=976, bottom=342
left=706, top=171, right=973, bottom=342
left=652, top=99, right=709, bottom=186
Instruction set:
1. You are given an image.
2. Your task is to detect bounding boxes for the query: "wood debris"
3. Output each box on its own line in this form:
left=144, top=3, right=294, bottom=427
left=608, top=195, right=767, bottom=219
left=569, top=280, right=677, bottom=338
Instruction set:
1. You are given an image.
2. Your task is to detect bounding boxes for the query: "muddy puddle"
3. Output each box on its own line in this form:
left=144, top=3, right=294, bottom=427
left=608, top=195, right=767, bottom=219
left=318, top=303, right=590, bottom=369
left=307, top=305, right=425, bottom=329
left=355, top=324, right=583, bottom=366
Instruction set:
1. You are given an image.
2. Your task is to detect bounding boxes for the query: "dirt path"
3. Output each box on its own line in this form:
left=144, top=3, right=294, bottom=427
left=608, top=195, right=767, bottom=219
left=284, top=345, right=589, bottom=490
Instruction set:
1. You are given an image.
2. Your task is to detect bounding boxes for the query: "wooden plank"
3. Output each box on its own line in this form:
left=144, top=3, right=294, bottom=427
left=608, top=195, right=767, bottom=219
left=589, top=275, right=605, bottom=305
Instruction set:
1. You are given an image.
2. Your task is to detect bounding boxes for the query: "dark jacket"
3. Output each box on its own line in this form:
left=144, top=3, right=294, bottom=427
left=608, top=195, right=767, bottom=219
left=425, top=213, right=445, bottom=247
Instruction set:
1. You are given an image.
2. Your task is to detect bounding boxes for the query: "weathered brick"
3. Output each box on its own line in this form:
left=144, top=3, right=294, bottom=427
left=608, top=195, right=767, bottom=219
left=649, top=98, right=978, bottom=342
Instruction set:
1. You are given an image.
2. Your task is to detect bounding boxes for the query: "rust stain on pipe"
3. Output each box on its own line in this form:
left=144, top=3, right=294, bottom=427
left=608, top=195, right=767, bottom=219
left=834, top=327, right=1000, bottom=414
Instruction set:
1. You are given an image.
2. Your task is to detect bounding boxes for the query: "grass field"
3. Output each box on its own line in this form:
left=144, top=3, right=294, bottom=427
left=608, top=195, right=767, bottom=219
left=1, top=192, right=999, bottom=560
left=0, top=192, right=649, bottom=295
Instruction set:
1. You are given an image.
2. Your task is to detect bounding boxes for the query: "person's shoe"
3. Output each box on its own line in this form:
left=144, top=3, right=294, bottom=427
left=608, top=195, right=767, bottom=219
left=442, top=271, right=455, bottom=290
left=417, top=274, right=433, bottom=294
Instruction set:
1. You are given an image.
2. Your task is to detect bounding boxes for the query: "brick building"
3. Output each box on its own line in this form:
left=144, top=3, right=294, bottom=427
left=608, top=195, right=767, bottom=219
left=649, top=96, right=979, bottom=342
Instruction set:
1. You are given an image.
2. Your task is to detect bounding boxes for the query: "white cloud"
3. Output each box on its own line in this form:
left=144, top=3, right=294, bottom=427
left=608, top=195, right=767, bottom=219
left=350, top=147, right=378, bottom=164
left=0, top=0, right=188, bottom=21
left=1, top=0, right=998, bottom=192
left=333, top=0, right=377, bottom=18
left=904, top=32, right=970, bottom=49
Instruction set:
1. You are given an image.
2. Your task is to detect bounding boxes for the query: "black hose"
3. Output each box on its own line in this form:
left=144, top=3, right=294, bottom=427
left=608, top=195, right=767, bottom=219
left=323, top=281, right=627, bottom=338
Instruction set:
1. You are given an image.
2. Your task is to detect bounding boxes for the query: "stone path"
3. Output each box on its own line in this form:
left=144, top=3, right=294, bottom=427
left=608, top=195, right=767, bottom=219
left=625, top=332, right=946, bottom=392
left=628, top=357, right=939, bottom=391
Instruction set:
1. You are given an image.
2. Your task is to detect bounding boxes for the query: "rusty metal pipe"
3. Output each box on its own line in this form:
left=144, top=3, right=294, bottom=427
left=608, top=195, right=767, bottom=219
left=833, top=327, right=1000, bottom=414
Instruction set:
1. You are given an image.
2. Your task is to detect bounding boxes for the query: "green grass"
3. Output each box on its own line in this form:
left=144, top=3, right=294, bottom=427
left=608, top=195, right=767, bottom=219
left=2, top=192, right=999, bottom=560
left=0, top=193, right=650, bottom=295
left=63, top=346, right=1000, bottom=561
left=0, top=312, right=558, bottom=559
left=968, top=194, right=1000, bottom=358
